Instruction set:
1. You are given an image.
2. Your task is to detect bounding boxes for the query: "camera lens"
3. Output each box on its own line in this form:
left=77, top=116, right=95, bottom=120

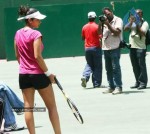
left=99, top=15, right=106, bottom=22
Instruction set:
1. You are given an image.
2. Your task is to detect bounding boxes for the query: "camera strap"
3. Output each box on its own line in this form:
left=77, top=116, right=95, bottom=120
left=101, top=23, right=104, bottom=36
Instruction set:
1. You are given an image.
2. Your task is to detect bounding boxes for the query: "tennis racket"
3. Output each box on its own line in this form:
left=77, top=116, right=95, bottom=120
left=54, top=77, right=84, bottom=124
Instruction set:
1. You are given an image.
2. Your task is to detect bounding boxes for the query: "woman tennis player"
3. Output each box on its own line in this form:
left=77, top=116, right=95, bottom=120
left=14, top=5, right=61, bottom=134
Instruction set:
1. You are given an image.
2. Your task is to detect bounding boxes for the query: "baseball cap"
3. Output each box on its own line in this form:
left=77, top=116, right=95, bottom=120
left=88, top=11, right=97, bottom=18
left=17, top=11, right=46, bottom=21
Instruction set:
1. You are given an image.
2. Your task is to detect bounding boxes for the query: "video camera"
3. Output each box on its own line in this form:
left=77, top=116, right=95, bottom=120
left=99, top=15, right=106, bottom=22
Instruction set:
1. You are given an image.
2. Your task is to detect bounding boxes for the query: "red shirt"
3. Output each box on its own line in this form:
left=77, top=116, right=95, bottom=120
left=82, top=22, right=101, bottom=48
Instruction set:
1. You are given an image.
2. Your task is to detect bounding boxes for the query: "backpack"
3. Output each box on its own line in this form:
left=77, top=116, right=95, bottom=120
left=145, top=29, right=150, bottom=45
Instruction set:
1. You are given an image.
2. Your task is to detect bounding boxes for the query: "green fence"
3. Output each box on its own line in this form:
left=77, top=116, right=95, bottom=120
left=3, top=0, right=150, bottom=60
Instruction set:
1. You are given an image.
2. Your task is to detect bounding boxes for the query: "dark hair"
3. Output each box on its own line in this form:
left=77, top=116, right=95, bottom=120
left=88, top=18, right=95, bottom=22
left=18, top=5, right=37, bottom=17
left=102, top=7, right=112, bottom=14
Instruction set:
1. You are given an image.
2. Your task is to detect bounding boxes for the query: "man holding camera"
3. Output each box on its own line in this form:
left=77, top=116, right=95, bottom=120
left=99, top=7, right=123, bottom=94
left=81, top=11, right=102, bottom=88
left=124, top=9, right=149, bottom=89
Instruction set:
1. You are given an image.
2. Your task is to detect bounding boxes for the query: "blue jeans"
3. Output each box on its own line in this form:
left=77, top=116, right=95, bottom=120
left=82, top=64, right=92, bottom=82
left=129, top=48, right=147, bottom=86
left=0, top=83, right=24, bottom=127
left=82, top=47, right=102, bottom=87
left=103, top=48, right=122, bottom=88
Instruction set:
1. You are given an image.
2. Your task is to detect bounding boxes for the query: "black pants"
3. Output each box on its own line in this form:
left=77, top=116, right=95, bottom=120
left=130, top=48, right=148, bottom=87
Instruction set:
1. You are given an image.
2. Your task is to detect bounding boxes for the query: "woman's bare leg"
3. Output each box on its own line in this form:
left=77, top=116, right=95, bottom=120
left=38, top=84, right=61, bottom=134
left=22, top=88, right=35, bottom=134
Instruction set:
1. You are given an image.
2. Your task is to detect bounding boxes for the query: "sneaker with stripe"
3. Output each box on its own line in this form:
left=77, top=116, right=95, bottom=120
left=4, top=123, right=24, bottom=132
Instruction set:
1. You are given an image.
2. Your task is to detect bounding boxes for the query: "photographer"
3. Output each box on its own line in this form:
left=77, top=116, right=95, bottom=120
left=98, top=7, right=123, bottom=94
left=124, top=9, right=149, bottom=89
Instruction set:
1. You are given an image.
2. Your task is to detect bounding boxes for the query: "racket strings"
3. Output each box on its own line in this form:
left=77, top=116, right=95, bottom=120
left=67, top=99, right=83, bottom=124
left=55, top=77, right=84, bottom=124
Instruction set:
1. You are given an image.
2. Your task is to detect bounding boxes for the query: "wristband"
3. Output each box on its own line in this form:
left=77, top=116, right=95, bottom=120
left=44, top=70, right=51, bottom=77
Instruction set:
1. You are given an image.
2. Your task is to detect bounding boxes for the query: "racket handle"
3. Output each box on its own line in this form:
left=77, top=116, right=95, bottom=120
left=54, top=77, right=58, bottom=83
left=54, top=77, right=63, bottom=90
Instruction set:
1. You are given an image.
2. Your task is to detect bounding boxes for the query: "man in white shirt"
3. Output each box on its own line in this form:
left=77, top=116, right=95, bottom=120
left=124, top=9, right=149, bottom=89
left=98, top=7, right=123, bottom=94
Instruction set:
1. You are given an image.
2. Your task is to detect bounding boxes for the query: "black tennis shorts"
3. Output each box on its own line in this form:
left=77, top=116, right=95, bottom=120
left=19, top=74, right=51, bottom=90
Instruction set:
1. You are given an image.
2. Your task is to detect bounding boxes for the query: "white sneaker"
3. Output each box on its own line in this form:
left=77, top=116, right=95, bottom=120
left=4, top=123, right=24, bottom=132
left=112, top=88, right=122, bottom=95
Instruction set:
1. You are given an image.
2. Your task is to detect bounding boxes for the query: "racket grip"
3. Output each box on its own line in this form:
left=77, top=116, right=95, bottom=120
left=54, top=77, right=58, bottom=83
left=54, top=77, right=63, bottom=90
